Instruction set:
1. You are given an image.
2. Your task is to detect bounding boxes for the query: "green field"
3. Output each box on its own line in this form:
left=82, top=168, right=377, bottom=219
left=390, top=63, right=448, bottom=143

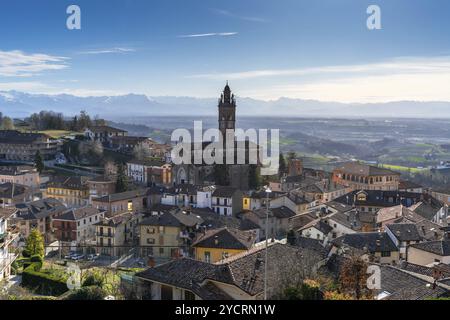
left=378, top=164, right=429, bottom=174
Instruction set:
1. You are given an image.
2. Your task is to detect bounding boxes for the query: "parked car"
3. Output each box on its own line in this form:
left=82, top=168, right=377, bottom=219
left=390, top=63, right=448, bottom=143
left=71, top=254, right=85, bottom=261
left=64, top=251, right=77, bottom=259
left=87, top=253, right=99, bottom=261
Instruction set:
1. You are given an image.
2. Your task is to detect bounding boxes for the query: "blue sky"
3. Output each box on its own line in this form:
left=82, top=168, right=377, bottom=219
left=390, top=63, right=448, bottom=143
left=1, top=0, right=450, bottom=102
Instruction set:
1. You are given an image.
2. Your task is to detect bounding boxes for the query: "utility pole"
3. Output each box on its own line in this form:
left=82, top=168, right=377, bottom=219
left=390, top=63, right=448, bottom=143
left=264, top=185, right=272, bottom=300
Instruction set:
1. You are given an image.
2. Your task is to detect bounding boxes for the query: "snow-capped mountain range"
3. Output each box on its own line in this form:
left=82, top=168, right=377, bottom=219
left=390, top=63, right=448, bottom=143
left=1, top=90, right=450, bottom=119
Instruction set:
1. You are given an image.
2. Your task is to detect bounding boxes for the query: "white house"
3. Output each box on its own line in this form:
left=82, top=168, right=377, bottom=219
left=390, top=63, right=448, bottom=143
left=0, top=209, right=19, bottom=281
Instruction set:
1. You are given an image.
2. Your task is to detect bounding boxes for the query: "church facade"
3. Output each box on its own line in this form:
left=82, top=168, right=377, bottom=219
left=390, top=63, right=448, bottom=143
left=172, top=83, right=251, bottom=190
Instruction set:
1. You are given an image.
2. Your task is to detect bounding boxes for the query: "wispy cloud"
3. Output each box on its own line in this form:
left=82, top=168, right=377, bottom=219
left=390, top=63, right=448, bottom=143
left=178, top=32, right=238, bottom=38
left=188, top=56, right=450, bottom=103
left=212, top=9, right=268, bottom=23
left=0, top=50, right=68, bottom=77
left=78, top=47, right=136, bottom=55
left=187, top=56, right=450, bottom=80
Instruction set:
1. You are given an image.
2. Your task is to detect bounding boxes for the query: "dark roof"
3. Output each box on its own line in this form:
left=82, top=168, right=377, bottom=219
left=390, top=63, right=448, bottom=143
left=376, top=265, right=447, bottom=300
left=298, top=219, right=333, bottom=235
left=95, top=211, right=135, bottom=227
left=332, top=232, right=398, bottom=253
left=289, top=214, right=316, bottom=230
left=192, top=208, right=260, bottom=231
left=287, top=193, right=310, bottom=205
left=135, top=259, right=233, bottom=300
left=409, top=240, right=450, bottom=256
left=140, top=211, right=203, bottom=228
left=220, top=243, right=324, bottom=296
left=192, top=228, right=257, bottom=250
left=14, top=198, right=66, bottom=220
left=410, top=202, right=441, bottom=221
left=127, top=159, right=165, bottom=167
left=399, top=180, right=423, bottom=190
left=335, top=190, right=422, bottom=208
left=87, top=125, right=127, bottom=133
left=386, top=223, right=422, bottom=242
left=270, top=206, right=296, bottom=219
left=136, top=243, right=324, bottom=298
left=93, top=188, right=148, bottom=203
left=54, top=207, right=104, bottom=221
left=0, top=130, right=51, bottom=144
left=0, top=165, right=37, bottom=176
left=212, top=186, right=239, bottom=198
left=294, top=236, right=327, bottom=257
left=87, top=176, right=115, bottom=183
left=47, top=176, right=89, bottom=190
left=0, top=183, right=29, bottom=198
left=251, top=206, right=295, bottom=220
left=328, top=210, right=363, bottom=231
left=334, top=162, right=400, bottom=176
left=165, top=184, right=198, bottom=196
left=399, top=261, right=450, bottom=279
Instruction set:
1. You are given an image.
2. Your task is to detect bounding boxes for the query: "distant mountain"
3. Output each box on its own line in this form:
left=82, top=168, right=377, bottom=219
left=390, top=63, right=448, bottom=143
left=1, top=90, right=450, bottom=119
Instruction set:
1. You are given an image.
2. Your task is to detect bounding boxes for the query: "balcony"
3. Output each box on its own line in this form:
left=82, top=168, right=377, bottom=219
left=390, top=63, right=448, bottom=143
left=0, top=253, right=18, bottom=272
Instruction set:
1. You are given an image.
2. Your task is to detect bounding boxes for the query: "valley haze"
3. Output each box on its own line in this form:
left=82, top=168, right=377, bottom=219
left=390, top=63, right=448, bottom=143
left=1, top=91, right=450, bottom=119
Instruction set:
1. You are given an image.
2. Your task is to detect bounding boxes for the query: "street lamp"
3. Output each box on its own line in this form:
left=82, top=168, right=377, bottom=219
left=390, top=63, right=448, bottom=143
left=264, top=185, right=272, bottom=300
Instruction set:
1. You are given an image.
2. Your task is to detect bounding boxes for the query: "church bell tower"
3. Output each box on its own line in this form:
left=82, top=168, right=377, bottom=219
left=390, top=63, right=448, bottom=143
left=218, top=82, right=236, bottom=141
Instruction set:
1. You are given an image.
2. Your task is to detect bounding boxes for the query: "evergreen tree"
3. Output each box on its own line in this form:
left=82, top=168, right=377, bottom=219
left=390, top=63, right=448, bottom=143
left=116, top=163, right=128, bottom=193
left=1, top=116, right=15, bottom=130
left=248, top=164, right=260, bottom=190
left=214, top=164, right=229, bottom=186
left=34, top=150, right=44, bottom=173
left=287, top=229, right=297, bottom=246
left=25, top=229, right=45, bottom=258
left=279, top=152, right=287, bottom=178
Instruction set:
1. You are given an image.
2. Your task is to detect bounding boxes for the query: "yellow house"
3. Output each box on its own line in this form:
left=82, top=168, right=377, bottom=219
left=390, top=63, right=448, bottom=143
left=192, top=228, right=257, bottom=263
left=139, top=211, right=203, bottom=259
left=46, top=176, right=90, bottom=207
left=242, top=196, right=251, bottom=211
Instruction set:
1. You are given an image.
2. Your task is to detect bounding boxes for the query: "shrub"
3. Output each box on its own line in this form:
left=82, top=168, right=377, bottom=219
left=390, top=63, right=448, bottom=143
left=83, top=273, right=104, bottom=287
left=22, top=263, right=68, bottom=296
left=22, top=249, right=31, bottom=258
left=30, top=255, right=43, bottom=270
left=66, top=286, right=107, bottom=300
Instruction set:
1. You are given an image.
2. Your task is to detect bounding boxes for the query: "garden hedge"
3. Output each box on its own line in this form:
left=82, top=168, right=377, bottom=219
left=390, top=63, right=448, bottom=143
left=21, top=263, right=68, bottom=296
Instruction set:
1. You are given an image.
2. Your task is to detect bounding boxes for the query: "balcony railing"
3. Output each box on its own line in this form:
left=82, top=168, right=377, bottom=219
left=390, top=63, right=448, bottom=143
left=0, top=253, right=18, bottom=272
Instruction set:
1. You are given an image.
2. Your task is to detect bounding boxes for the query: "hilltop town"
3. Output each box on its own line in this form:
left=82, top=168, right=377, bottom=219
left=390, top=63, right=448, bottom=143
left=0, top=84, right=449, bottom=301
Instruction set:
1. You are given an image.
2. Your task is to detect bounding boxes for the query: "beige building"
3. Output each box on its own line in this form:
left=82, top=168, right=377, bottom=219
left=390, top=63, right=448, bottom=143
left=11, top=198, right=67, bottom=243
left=407, top=240, right=450, bottom=266
left=139, top=211, right=203, bottom=259
left=332, top=162, right=400, bottom=191
left=0, top=166, right=40, bottom=188
left=92, top=188, right=150, bottom=216
left=95, top=211, right=142, bottom=257
left=45, top=176, right=90, bottom=208
left=0, top=130, right=60, bottom=161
